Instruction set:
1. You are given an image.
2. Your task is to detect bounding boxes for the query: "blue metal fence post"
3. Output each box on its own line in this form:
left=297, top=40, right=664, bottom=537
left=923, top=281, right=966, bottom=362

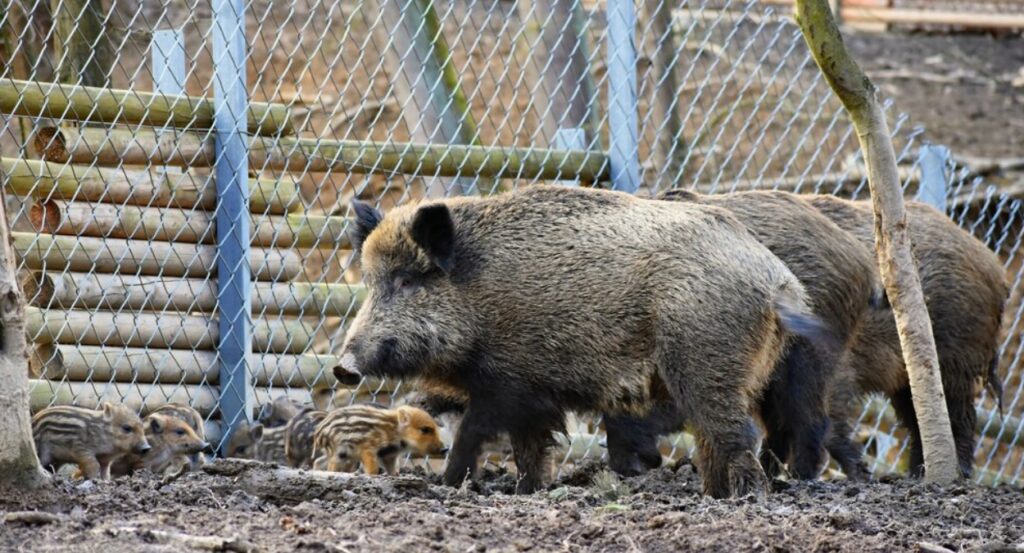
left=212, top=0, right=252, bottom=452
left=916, top=144, right=950, bottom=212
left=606, top=0, right=640, bottom=193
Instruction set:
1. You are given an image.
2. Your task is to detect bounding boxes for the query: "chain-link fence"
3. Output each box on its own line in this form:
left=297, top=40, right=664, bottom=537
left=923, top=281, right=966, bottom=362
left=2, top=0, right=1023, bottom=483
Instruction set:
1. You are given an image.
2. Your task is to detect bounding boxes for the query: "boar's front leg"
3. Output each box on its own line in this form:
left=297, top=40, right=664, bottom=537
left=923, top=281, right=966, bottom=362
left=443, top=402, right=501, bottom=488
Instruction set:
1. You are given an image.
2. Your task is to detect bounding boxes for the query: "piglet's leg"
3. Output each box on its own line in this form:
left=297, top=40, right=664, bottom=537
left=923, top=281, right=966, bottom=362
left=360, top=449, right=381, bottom=475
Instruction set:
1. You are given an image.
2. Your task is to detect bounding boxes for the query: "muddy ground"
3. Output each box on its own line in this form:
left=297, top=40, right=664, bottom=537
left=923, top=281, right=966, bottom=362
left=1, top=459, right=1023, bottom=552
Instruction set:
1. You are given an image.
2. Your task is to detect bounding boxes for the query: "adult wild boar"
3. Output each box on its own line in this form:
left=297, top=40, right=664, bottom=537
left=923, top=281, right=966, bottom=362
left=605, top=189, right=882, bottom=481
left=807, top=195, right=1007, bottom=477
left=339, top=185, right=829, bottom=497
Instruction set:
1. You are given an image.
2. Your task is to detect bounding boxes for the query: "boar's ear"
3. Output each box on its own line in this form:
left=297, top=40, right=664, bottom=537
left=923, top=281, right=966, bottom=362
left=101, top=402, right=114, bottom=420
left=250, top=423, right=264, bottom=442
left=148, top=416, right=163, bottom=434
left=410, top=204, right=456, bottom=273
left=350, top=200, right=383, bottom=253
left=396, top=407, right=412, bottom=427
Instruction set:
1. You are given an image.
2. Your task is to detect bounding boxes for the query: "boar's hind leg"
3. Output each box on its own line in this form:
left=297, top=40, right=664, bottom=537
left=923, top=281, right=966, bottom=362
left=759, top=337, right=833, bottom=480
left=443, top=402, right=502, bottom=488
left=681, top=378, right=767, bottom=498
left=692, top=414, right=766, bottom=499
left=826, top=417, right=870, bottom=481
left=945, top=380, right=979, bottom=478
left=891, top=386, right=925, bottom=477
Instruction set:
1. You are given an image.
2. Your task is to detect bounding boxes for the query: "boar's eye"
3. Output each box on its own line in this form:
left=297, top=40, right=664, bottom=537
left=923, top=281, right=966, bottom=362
left=122, top=425, right=133, bottom=434
left=420, top=426, right=434, bottom=435
left=392, top=274, right=419, bottom=296
left=236, top=446, right=247, bottom=454
left=175, top=429, right=186, bottom=437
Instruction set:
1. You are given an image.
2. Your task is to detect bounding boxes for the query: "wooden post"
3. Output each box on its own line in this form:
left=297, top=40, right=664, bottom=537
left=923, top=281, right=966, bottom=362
left=51, top=0, right=113, bottom=87
left=0, top=153, right=47, bottom=487
left=795, top=0, right=959, bottom=483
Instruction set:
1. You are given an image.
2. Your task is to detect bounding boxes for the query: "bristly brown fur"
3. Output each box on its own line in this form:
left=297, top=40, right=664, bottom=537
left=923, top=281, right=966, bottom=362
left=808, top=195, right=1008, bottom=478
left=342, top=185, right=826, bottom=497
left=606, top=189, right=883, bottom=481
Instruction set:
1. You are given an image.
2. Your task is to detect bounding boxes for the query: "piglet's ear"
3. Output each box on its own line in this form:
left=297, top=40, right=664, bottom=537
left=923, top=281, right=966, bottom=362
left=250, top=423, right=264, bottom=442
left=410, top=204, right=456, bottom=273
left=148, top=416, right=163, bottom=434
left=350, top=200, right=383, bottom=253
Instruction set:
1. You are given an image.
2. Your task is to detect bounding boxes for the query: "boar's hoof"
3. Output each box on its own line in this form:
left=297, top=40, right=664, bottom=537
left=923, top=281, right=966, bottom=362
left=515, top=475, right=545, bottom=495
left=728, top=451, right=769, bottom=499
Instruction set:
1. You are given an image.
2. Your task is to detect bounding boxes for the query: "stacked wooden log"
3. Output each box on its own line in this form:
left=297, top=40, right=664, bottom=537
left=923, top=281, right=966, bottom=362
left=0, top=86, right=384, bottom=445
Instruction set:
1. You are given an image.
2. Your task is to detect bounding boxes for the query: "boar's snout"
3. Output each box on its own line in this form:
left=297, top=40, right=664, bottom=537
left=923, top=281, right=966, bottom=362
left=342, top=334, right=407, bottom=377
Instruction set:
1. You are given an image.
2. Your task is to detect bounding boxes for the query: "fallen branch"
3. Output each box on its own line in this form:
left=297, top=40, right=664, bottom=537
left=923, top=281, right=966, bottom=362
left=3, top=511, right=64, bottom=525
left=101, top=527, right=259, bottom=553
left=200, top=459, right=430, bottom=503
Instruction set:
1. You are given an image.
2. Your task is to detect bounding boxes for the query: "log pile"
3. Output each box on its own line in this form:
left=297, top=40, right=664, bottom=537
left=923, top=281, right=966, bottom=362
left=0, top=80, right=387, bottom=439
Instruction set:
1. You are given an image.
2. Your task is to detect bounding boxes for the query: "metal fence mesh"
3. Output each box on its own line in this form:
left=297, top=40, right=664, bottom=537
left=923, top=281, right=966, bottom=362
left=2, top=0, right=1023, bottom=483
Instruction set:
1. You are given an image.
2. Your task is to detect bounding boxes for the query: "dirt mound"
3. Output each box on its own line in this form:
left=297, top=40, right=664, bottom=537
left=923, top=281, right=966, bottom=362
left=1, top=459, right=1022, bottom=552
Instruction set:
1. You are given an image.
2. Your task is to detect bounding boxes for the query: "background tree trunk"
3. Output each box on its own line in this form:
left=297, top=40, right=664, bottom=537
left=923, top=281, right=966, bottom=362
left=794, top=0, right=960, bottom=483
left=51, top=0, right=111, bottom=87
left=0, top=178, right=47, bottom=488
left=517, top=0, right=599, bottom=145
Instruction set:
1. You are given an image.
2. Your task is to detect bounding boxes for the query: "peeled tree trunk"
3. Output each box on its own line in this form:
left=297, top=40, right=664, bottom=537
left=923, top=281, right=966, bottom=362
left=0, top=184, right=47, bottom=487
left=794, top=0, right=960, bottom=483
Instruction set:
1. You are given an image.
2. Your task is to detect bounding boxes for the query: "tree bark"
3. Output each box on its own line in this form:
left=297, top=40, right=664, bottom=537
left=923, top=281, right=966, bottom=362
left=794, top=0, right=960, bottom=483
left=0, top=169, right=47, bottom=488
left=50, top=0, right=112, bottom=87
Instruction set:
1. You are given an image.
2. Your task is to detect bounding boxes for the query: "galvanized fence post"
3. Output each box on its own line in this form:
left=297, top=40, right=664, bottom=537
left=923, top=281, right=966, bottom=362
left=606, top=0, right=640, bottom=193
left=212, top=0, right=252, bottom=451
left=916, top=144, right=950, bottom=212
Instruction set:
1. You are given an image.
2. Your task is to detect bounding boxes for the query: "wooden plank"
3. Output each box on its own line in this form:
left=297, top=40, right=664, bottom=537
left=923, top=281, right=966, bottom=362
left=0, top=78, right=293, bottom=135
left=26, top=272, right=365, bottom=316
left=13, top=233, right=304, bottom=281
left=25, top=307, right=336, bottom=354
left=30, top=127, right=612, bottom=183
left=29, top=200, right=352, bottom=249
left=1, top=158, right=302, bottom=215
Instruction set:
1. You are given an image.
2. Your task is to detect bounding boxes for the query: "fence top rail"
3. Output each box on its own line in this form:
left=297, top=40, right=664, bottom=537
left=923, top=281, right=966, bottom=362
left=0, top=79, right=294, bottom=136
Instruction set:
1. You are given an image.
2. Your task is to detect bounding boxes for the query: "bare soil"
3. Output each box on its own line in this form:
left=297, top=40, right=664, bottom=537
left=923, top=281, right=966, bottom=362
left=2, top=459, right=1022, bottom=552
left=846, top=30, right=1024, bottom=161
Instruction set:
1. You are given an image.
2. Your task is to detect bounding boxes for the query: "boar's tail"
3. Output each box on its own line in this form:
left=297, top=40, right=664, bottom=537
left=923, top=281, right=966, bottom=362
left=988, top=354, right=1005, bottom=418
left=774, top=296, right=840, bottom=352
